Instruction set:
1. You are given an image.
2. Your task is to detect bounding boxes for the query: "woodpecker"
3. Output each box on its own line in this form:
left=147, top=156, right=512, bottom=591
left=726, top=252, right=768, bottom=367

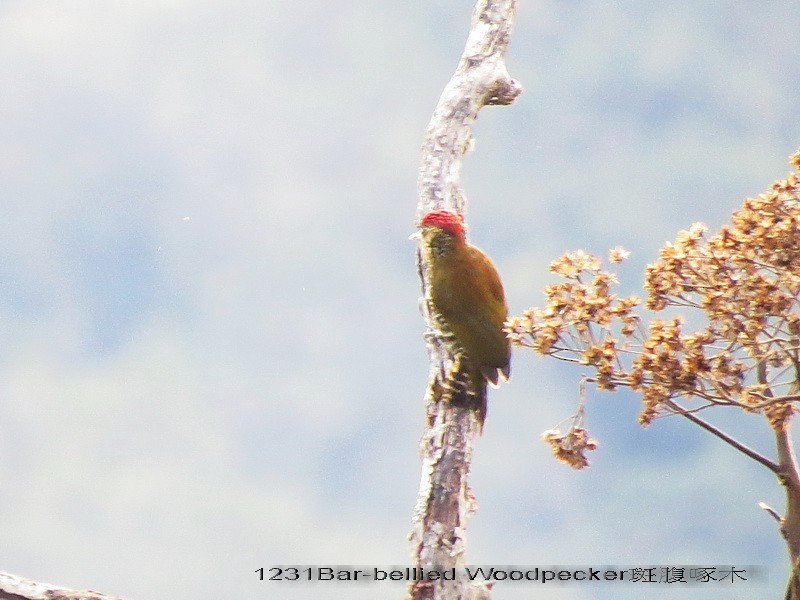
left=416, top=209, right=511, bottom=428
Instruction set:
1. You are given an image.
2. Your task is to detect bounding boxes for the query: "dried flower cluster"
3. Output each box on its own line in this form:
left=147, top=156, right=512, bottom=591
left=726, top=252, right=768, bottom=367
left=507, top=157, right=800, bottom=467
left=541, top=427, right=598, bottom=469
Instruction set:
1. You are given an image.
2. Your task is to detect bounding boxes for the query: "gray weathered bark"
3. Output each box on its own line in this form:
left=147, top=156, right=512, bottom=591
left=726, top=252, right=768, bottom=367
left=775, top=425, right=800, bottom=600
left=409, top=1, right=522, bottom=599
left=0, top=571, right=125, bottom=600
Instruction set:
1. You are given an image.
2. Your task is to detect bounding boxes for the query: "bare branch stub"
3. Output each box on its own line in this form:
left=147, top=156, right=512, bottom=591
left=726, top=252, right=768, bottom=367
left=0, top=571, right=127, bottom=600
left=409, top=1, right=522, bottom=599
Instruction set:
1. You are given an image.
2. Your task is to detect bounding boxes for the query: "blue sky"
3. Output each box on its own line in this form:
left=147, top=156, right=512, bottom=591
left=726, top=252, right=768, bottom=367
left=1, top=1, right=799, bottom=599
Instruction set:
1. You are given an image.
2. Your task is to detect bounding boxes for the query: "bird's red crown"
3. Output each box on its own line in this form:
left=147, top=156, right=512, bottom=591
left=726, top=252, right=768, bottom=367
left=419, top=210, right=466, bottom=240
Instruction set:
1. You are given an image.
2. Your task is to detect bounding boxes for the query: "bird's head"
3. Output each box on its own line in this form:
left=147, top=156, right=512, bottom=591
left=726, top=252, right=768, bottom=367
left=414, top=209, right=467, bottom=258
left=417, top=209, right=466, bottom=240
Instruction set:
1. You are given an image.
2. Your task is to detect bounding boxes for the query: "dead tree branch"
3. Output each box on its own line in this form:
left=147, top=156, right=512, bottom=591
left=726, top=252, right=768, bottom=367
left=776, top=424, right=800, bottom=600
left=0, top=571, right=125, bottom=600
left=409, top=1, right=522, bottom=599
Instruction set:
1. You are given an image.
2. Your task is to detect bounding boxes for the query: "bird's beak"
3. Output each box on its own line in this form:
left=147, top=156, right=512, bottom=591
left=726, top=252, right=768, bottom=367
left=408, top=230, right=422, bottom=242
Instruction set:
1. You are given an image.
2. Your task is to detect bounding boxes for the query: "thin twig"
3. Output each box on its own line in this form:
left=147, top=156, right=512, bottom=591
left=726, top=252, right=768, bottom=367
left=664, top=399, right=780, bottom=474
